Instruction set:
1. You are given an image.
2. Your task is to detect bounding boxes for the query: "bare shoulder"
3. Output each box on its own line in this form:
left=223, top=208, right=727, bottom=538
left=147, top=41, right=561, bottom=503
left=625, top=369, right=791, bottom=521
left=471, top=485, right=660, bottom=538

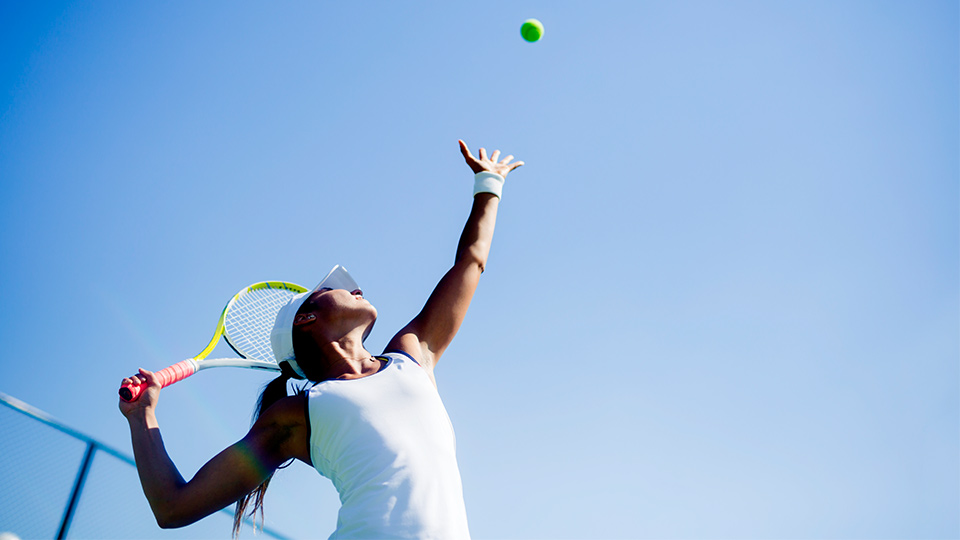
left=384, top=329, right=438, bottom=387
left=248, top=394, right=312, bottom=464
left=257, top=395, right=308, bottom=426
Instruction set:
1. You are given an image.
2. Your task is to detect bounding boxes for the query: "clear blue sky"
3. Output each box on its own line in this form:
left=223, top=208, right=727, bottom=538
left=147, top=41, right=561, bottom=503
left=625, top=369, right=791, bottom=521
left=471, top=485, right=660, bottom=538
left=1, top=1, right=957, bottom=539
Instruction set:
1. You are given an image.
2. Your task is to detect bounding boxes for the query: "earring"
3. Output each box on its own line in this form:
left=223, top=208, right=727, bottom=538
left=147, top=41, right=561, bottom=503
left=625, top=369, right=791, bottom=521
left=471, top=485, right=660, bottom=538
left=294, top=313, right=317, bottom=326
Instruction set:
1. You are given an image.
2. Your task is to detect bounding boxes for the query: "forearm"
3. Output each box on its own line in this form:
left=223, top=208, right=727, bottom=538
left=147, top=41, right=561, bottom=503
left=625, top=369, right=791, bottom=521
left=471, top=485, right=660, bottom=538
left=126, top=412, right=188, bottom=527
left=455, top=193, right=500, bottom=270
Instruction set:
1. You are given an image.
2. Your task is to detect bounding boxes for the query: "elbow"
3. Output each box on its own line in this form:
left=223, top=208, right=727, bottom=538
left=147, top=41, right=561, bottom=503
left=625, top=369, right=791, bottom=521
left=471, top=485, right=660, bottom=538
left=155, top=513, right=177, bottom=530
left=473, top=256, right=486, bottom=274
left=154, top=509, right=181, bottom=529
left=149, top=499, right=177, bottom=529
left=456, top=244, right=488, bottom=273
left=152, top=504, right=197, bottom=529
left=156, top=514, right=195, bottom=530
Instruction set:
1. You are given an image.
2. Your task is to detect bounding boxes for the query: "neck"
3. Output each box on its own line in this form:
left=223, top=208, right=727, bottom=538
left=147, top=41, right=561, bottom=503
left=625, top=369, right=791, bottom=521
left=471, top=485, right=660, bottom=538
left=316, top=335, right=378, bottom=380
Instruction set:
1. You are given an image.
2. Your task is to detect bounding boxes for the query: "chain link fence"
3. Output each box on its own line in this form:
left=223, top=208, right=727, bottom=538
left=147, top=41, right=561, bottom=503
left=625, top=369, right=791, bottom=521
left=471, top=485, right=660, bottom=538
left=0, top=392, right=290, bottom=540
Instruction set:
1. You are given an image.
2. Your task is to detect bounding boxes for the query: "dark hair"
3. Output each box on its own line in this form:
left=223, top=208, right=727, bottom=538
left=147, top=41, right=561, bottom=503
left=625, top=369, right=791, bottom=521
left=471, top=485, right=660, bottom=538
left=232, top=363, right=303, bottom=538
left=233, top=318, right=335, bottom=536
left=290, top=325, right=326, bottom=381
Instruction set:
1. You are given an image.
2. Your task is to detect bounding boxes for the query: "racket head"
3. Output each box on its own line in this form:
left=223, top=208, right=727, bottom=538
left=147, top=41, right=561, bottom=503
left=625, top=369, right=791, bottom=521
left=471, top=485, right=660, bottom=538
left=221, top=281, right=308, bottom=365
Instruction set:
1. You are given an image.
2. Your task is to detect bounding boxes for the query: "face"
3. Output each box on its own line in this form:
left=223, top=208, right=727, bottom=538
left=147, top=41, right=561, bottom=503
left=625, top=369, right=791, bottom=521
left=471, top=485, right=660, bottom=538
left=294, top=287, right=377, bottom=340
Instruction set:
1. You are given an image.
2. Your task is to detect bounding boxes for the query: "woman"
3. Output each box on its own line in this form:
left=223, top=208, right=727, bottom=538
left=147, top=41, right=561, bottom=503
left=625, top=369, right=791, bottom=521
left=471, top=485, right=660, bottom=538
left=119, top=140, right=523, bottom=539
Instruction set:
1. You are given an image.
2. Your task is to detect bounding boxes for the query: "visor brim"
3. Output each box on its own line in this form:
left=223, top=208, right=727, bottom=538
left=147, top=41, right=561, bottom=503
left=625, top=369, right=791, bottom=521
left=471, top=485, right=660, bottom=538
left=313, top=265, right=360, bottom=293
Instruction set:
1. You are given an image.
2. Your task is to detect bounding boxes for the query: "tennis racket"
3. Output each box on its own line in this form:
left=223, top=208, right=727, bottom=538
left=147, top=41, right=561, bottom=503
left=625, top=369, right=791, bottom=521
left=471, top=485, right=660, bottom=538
left=119, top=281, right=308, bottom=402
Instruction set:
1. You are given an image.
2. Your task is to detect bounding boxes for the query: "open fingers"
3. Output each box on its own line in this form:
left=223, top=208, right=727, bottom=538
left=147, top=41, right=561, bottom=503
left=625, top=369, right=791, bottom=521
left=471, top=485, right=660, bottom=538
left=458, top=139, right=474, bottom=161
left=460, top=140, right=523, bottom=176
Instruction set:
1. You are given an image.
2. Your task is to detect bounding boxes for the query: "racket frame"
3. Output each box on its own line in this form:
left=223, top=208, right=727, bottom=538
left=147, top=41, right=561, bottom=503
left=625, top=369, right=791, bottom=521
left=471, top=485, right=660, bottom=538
left=119, top=281, right=308, bottom=402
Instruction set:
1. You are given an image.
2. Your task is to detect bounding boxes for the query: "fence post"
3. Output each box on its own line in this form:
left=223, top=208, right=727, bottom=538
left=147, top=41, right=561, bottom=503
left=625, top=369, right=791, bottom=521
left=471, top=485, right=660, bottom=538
left=56, top=441, right=96, bottom=540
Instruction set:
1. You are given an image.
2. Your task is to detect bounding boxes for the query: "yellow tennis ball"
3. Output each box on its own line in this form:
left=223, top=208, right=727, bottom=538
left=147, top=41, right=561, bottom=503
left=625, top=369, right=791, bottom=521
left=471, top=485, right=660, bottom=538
left=520, top=18, right=543, bottom=42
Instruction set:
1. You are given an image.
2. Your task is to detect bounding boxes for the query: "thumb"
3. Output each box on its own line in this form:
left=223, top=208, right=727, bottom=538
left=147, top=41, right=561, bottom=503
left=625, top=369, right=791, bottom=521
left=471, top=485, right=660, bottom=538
left=459, top=139, right=474, bottom=161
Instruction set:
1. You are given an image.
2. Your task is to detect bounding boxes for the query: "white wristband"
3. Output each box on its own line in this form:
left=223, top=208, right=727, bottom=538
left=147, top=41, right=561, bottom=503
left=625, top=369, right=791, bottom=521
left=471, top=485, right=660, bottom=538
left=473, top=171, right=505, bottom=198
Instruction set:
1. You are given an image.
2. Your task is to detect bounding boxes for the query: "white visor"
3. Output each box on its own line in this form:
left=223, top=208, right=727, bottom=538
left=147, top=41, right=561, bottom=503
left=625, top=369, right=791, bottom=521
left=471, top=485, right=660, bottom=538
left=269, top=265, right=360, bottom=378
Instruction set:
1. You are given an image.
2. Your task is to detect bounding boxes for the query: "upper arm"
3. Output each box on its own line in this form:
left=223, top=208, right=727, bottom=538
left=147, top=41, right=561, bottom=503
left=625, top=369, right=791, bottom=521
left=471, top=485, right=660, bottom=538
left=385, top=258, right=483, bottom=375
left=385, top=192, right=499, bottom=376
left=161, top=396, right=309, bottom=527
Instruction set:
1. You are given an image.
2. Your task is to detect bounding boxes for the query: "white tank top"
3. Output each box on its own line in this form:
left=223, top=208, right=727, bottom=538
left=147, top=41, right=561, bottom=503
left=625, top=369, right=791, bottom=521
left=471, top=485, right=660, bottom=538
left=306, top=351, right=471, bottom=539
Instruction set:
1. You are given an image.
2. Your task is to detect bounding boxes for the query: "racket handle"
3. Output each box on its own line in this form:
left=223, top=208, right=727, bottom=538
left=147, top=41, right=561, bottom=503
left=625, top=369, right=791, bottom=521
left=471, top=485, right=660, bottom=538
left=119, top=360, right=198, bottom=402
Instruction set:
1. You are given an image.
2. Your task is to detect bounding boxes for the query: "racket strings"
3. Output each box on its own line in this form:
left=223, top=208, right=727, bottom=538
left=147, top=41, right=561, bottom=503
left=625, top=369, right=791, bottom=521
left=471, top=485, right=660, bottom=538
left=224, top=286, right=301, bottom=363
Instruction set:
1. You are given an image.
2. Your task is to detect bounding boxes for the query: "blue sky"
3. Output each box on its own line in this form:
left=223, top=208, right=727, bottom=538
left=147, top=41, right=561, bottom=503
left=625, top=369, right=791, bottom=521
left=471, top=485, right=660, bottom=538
left=1, top=1, right=957, bottom=539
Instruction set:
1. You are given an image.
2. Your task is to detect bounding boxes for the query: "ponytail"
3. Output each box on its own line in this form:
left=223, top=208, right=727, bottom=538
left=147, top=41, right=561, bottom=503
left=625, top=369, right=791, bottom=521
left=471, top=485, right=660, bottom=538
left=232, top=364, right=302, bottom=538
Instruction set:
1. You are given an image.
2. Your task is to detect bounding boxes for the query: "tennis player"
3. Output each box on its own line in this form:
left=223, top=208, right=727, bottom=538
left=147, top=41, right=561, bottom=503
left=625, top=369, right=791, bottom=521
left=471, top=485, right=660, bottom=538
left=119, top=140, right=522, bottom=539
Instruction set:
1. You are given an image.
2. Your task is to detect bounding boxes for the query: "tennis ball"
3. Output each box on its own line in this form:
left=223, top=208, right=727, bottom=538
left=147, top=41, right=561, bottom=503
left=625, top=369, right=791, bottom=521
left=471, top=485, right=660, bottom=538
left=520, top=18, right=543, bottom=42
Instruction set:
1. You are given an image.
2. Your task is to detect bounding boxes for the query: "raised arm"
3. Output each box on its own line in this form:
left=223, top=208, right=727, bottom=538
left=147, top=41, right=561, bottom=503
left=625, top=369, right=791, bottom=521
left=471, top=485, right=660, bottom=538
left=119, top=369, right=309, bottom=528
left=386, top=140, right=522, bottom=380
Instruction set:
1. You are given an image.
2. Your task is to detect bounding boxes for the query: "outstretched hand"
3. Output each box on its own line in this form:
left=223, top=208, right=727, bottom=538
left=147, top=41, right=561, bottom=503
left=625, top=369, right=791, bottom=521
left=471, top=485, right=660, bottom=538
left=459, top=140, right=523, bottom=178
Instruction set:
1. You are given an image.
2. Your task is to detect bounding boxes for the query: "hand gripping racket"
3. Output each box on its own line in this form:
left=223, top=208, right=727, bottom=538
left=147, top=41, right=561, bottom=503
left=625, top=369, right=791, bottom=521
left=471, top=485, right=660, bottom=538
left=119, top=281, right=308, bottom=402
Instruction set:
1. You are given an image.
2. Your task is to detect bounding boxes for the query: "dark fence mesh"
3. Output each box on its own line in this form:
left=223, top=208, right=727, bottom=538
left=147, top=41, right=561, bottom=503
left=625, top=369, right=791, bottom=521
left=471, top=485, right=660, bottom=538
left=0, top=393, right=290, bottom=540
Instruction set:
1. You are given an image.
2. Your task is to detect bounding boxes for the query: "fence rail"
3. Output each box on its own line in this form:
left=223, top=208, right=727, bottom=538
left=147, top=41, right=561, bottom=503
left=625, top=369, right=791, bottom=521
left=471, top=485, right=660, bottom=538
left=0, top=392, right=290, bottom=540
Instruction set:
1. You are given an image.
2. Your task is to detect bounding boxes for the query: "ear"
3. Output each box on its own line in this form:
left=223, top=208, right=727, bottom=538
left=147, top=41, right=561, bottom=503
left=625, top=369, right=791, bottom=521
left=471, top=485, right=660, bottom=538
left=293, top=313, right=317, bottom=326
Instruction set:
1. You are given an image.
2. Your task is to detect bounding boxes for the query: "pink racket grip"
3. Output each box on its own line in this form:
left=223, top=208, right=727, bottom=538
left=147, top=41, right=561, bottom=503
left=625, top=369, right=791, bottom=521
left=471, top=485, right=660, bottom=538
left=118, top=360, right=198, bottom=402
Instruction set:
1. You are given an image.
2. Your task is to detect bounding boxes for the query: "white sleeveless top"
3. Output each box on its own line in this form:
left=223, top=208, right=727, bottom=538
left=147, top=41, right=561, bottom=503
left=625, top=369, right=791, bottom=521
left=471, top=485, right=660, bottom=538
left=306, top=351, right=471, bottom=539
